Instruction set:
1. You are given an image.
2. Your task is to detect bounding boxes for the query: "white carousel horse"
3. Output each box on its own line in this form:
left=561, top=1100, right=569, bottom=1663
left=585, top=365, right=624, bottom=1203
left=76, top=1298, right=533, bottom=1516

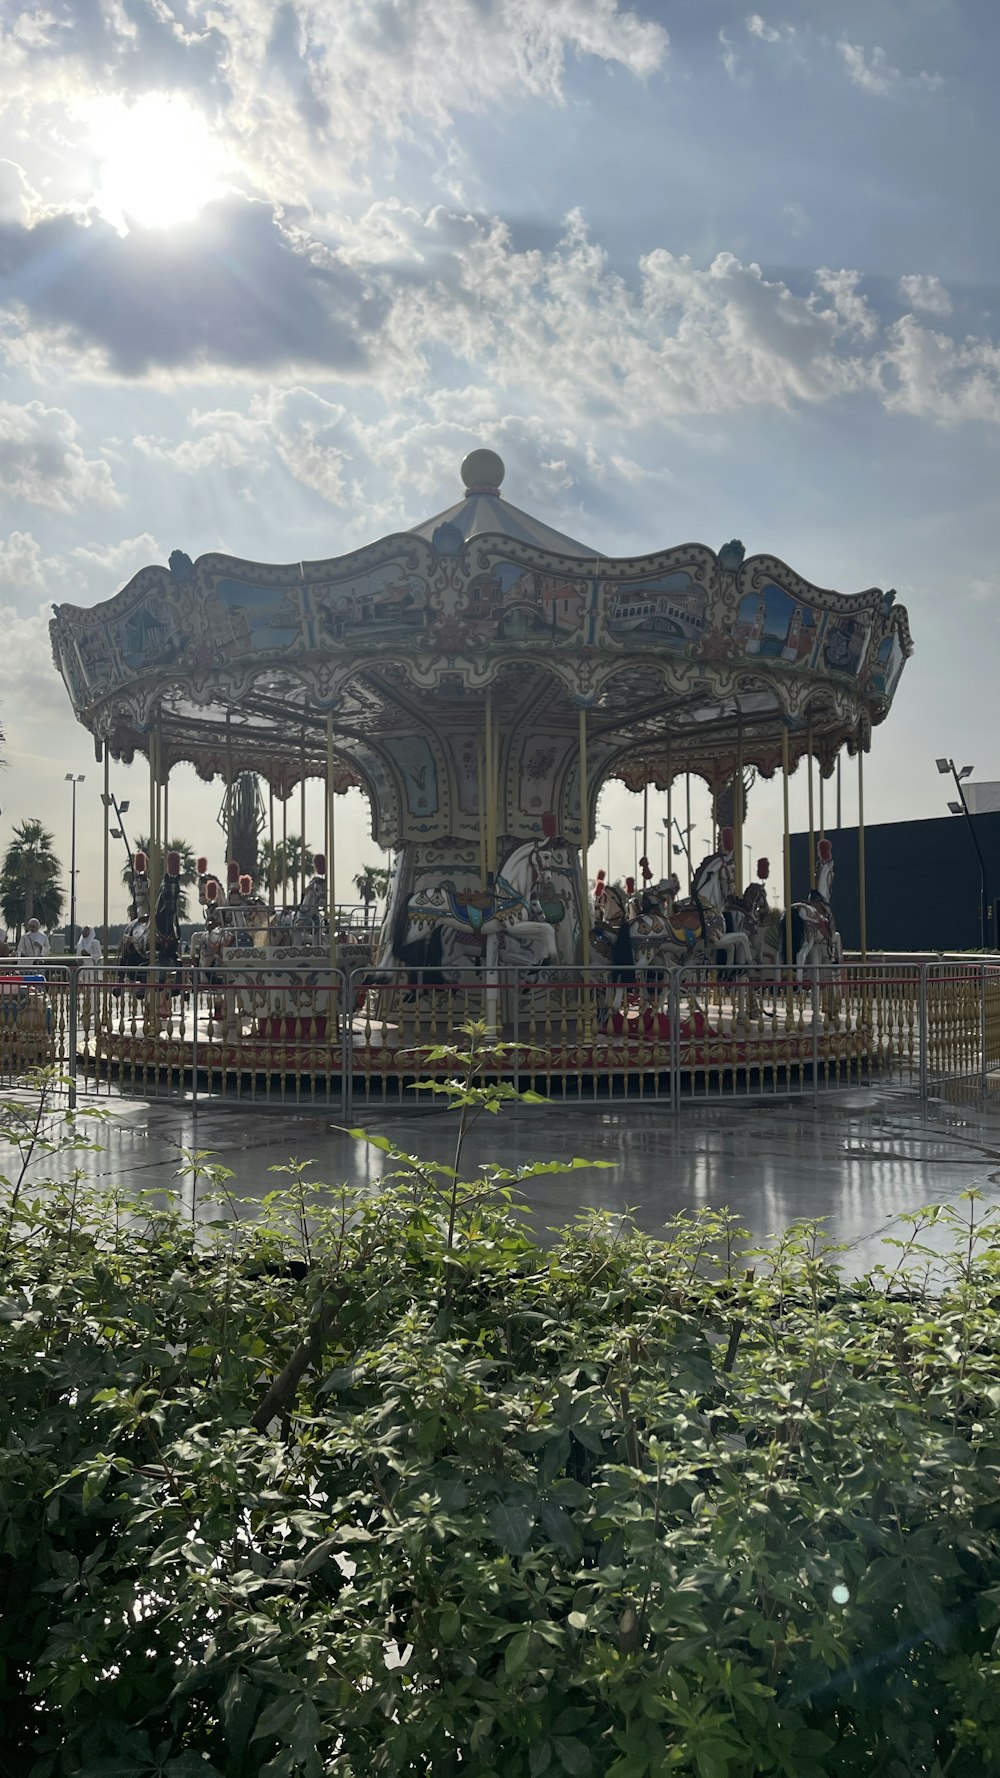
left=758, top=839, right=843, bottom=992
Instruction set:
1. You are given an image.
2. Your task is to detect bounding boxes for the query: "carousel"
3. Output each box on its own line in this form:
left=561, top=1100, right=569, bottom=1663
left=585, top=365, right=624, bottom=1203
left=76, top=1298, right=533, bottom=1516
left=48, top=448, right=913, bottom=1100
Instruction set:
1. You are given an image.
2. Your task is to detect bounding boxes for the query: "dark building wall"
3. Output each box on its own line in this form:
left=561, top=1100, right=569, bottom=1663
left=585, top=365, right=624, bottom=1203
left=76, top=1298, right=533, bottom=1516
left=790, top=814, right=999, bottom=952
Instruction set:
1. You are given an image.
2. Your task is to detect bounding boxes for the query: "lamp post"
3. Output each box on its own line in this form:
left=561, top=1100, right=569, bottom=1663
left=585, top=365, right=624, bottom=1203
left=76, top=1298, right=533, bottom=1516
left=937, top=758, right=991, bottom=950
left=65, top=773, right=85, bottom=953
left=601, top=822, right=611, bottom=877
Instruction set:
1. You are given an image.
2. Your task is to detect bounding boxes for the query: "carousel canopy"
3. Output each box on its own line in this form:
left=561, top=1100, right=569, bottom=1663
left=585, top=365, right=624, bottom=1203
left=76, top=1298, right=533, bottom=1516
left=49, top=449, right=913, bottom=850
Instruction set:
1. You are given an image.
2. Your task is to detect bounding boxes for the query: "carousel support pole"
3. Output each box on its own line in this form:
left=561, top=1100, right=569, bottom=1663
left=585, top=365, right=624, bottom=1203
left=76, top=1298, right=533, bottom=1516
left=819, top=769, right=825, bottom=841
left=102, top=741, right=110, bottom=968
left=300, top=727, right=307, bottom=875
left=807, top=720, right=816, bottom=890
left=485, top=686, right=497, bottom=880
left=858, top=740, right=867, bottom=961
left=734, top=725, right=744, bottom=895
left=146, top=726, right=160, bottom=1039
left=579, top=704, right=592, bottom=1032
left=666, top=749, right=673, bottom=879
left=162, top=761, right=169, bottom=859
left=326, top=716, right=337, bottom=974
left=225, top=712, right=234, bottom=868
left=782, top=724, right=794, bottom=1009
left=642, top=783, right=648, bottom=875
left=281, top=791, right=288, bottom=908
left=268, top=783, right=276, bottom=907
left=476, top=745, right=486, bottom=886
left=325, top=714, right=339, bottom=1050
left=685, top=774, right=692, bottom=887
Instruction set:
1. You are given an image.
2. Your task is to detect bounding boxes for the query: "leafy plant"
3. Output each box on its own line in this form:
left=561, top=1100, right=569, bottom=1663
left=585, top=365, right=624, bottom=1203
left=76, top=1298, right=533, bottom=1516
left=4, top=1058, right=1000, bottom=1774
left=1, top=818, right=64, bottom=936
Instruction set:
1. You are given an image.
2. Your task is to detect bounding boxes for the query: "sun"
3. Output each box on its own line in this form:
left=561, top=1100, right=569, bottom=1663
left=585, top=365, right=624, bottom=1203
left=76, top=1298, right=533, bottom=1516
left=83, top=93, right=228, bottom=234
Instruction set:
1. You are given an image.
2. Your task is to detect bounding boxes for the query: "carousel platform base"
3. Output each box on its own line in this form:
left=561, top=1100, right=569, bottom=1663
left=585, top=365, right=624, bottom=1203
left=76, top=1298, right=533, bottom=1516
left=79, top=1014, right=883, bottom=1102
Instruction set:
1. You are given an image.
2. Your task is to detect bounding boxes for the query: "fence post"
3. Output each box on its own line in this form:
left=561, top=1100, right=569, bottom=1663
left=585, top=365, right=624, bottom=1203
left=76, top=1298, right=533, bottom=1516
left=982, top=962, right=988, bottom=1091
left=190, top=964, right=199, bottom=1119
left=670, top=968, right=681, bottom=1115
left=345, top=969, right=355, bottom=1124
left=67, top=962, right=79, bottom=1111
left=811, top=964, right=820, bottom=1104
left=512, top=965, right=521, bottom=1102
left=918, top=963, right=928, bottom=1102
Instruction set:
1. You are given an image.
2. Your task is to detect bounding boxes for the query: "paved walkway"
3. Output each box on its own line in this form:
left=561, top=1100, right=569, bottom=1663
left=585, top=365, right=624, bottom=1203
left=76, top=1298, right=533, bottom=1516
left=7, top=1081, right=1000, bottom=1274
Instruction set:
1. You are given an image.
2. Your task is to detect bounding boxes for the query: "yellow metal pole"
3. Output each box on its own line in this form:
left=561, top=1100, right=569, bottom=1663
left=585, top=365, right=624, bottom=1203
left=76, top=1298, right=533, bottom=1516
left=666, top=748, right=673, bottom=879
left=579, top=704, right=591, bottom=972
left=734, top=726, right=744, bottom=895
left=268, top=781, right=276, bottom=906
left=300, top=726, right=307, bottom=869
left=476, top=745, right=486, bottom=885
left=782, top=724, right=793, bottom=980
left=819, top=768, right=825, bottom=840
left=102, top=741, right=110, bottom=962
left=642, top=782, right=648, bottom=875
left=225, top=712, right=234, bottom=868
left=326, top=715, right=337, bottom=970
left=281, top=792, right=288, bottom=908
left=485, top=686, right=497, bottom=879
left=807, top=719, right=815, bottom=890
left=858, top=740, right=867, bottom=960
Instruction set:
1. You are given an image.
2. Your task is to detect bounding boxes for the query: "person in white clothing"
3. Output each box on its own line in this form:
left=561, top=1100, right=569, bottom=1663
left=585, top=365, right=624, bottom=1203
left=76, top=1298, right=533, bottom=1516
left=76, top=925, right=103, bottom=979
left=16, top=919, right=50, bottom=961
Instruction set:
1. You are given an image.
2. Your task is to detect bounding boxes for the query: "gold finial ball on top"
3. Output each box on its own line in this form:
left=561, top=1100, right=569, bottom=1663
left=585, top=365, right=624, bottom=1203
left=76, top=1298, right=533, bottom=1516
left=461, top=448, right=505, bottom=495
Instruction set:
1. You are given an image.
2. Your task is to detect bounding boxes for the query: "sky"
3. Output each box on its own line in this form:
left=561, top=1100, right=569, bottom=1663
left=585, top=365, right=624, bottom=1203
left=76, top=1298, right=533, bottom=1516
left=0, top=0, right=997, bottom=924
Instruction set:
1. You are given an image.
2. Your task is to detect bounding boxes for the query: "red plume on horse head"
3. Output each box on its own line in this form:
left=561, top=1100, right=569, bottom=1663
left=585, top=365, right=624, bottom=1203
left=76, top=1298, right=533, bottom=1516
left=720, top=826, right=735, bottom=854
left=166, top=850, right=180, bottom=878
left=541, top=810, right=556, bottom=840
left=205, top=878, right=219, bottom=904
left=227, top=859, right=240, bottom=885
left=757, top=857, right=770, bottom=881
left=595, top=869, right=606, bottom=901
left=625, top=877, right=635, bottom=895
left=196, top=856, right=208, bottom=877
left=313, top=853, right=326, bottom=877
left=817, top=838, right=833, bottom=864
left=133, top=850, right=147, bottom=874
left=239, top=874, right=252, bottom=897
left=640, top=855, right=653, bottom=882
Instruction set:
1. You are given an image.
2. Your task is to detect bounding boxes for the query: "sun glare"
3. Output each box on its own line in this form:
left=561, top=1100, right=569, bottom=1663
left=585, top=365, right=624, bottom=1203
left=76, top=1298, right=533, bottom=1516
left=83, top=93, right=228, bottom=234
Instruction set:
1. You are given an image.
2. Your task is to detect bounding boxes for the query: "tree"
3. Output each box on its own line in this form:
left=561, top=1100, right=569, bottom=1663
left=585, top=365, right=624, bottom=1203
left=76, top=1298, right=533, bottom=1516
left=121, top=838, right=198, bottom=921
left=353, top=863, right=390, bottom=924
left=0, top=820, right=64, bottom=938
left=260, top=835, right=312, bottom=904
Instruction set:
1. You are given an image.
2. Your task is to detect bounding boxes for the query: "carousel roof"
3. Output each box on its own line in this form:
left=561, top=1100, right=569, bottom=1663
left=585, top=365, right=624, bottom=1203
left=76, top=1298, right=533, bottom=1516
left=408, top=449, right=597, bottom=557
left=48, top=446, right=914, bottom=851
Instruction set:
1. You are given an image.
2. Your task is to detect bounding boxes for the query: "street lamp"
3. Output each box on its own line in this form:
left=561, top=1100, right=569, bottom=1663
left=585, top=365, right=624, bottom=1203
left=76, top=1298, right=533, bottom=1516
left=937, top=758, right=991, bottom=949
left=65, top=773, right=85, bottom=952
left=600, top=822, right=612, bottom=876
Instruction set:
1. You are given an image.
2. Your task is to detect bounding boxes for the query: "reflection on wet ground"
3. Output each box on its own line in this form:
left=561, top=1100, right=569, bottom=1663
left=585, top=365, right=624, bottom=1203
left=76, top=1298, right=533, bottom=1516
left=6, top=1081, right=1000, bottom=1276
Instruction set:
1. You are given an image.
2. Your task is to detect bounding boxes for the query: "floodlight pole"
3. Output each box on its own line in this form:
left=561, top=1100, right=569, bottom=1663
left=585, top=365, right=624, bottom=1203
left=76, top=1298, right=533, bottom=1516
left=939, top=759, right=990, bottom=950
left=65, top=773, right=85, bottom=953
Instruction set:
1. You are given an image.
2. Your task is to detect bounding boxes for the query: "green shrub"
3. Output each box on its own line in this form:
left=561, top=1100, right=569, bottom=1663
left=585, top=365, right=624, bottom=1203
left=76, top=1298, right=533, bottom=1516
left=3, top=1066, right=1000, bottom=1775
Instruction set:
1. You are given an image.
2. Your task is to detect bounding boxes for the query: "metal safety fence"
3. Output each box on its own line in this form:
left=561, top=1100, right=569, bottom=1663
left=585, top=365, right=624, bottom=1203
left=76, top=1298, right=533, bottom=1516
left=0, top=955, right=997, bottom=1113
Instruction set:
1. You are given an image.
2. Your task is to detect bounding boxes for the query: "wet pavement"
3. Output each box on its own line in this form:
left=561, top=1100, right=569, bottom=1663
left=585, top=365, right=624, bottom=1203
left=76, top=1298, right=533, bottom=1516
left=7, top=1080, right=1000, bottom=1275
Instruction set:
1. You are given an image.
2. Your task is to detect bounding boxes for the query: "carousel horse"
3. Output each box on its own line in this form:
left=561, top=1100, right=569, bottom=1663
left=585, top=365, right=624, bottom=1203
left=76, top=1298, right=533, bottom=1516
left=116, top=851, right=182, bottom=992
left=761, top=838, right=843, bottom=988
left=721, top=861, right=773, bottom=966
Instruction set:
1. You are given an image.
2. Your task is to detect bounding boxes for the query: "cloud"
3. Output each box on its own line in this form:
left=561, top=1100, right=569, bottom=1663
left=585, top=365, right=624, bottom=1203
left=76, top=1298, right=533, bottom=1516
left=746, top=14, right=794, bottom=44
left=899, top=273, right=953, bottom=317
left=0, top=197, right=383, bottom=378
left=0, top=529, right=46, bottom=589
left=837, top=40, right=942, bottom=97
left=878, top=317, right=1000, bottom=423
left=1, top=1, right=668, bottom=213
left=0, top=400, right=119, bottom=510
left=0, top=597, right=72, bottom=717
left=134, top=412, right=257, bottom=474
left=71, top=533, right=164, bottom=580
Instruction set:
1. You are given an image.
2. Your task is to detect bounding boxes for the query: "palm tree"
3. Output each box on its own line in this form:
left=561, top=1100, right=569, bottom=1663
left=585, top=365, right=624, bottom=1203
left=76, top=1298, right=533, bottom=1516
left=353, top=864, right=390, bottom=924
left=121, top=838, right=198, bottom=920
left=227, top=772, right=265, bottom=882
left=1, top=820, right=64, bottom=939
left=260, top=835, right=311, bottom=904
